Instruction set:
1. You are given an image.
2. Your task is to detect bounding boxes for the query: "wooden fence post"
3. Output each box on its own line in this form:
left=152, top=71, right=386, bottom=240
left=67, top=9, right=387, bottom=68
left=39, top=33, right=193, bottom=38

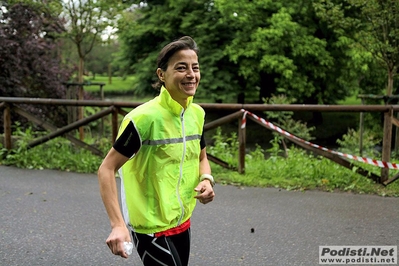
left=100, top=84, right=105, bottom=138
left=359, top=98, right=365, bottom=156
left=78, top=84, right=84, bottom=141
left=112, top=107, right=119, bottom=143
left=238, top=115, right=246, bottom=174
left=4, top=104, right=12, bottom=150
left=381, top=107, right=393, bottom=183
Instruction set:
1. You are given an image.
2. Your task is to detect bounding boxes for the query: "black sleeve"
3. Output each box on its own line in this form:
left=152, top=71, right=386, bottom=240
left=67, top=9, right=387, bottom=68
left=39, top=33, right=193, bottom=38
left=113, top=120, right=141, bottom=158
left=200, top=128, right=206, bottom=150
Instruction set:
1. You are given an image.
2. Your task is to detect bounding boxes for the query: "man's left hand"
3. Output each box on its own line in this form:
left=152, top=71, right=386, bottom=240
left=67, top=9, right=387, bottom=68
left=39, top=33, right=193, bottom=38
left=194, top=180, right=215, bottom=204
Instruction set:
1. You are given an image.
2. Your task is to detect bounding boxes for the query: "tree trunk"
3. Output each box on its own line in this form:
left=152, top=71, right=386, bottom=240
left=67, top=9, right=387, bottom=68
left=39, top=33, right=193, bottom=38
left=381, top=67, right=395, bottom=182
left=258, top=72, right=277, bottom=103
left=387, top=68, right=394, bottom=96
left=304, top=97, right=323, bottom=125
left=78, top=57, right=84, bottom=140
left=78, top=57, right=84, bottom=83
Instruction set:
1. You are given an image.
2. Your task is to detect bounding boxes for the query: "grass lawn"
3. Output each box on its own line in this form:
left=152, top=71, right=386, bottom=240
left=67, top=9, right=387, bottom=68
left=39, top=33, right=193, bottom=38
left=84, top=75, right=136, bottom=93
left=337, top=94, right=362, bottom=105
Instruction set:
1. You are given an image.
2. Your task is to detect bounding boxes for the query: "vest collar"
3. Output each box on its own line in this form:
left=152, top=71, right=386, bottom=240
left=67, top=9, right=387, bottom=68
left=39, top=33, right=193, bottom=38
left=158, top=86, right=194, bottom=115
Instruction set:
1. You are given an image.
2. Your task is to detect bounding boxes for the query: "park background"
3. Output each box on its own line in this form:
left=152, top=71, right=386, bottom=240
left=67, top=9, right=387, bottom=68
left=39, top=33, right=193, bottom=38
left=2, top=0, right=399, bottom=196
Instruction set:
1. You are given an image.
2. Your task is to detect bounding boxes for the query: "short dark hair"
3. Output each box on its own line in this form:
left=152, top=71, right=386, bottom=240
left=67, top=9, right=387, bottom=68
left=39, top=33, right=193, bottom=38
left=153, top=36, right=199, bottom=90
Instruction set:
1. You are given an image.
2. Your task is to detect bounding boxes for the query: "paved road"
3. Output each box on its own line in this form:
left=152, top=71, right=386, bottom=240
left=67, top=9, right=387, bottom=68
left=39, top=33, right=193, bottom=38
left=1, top=165, right=398, bottom=266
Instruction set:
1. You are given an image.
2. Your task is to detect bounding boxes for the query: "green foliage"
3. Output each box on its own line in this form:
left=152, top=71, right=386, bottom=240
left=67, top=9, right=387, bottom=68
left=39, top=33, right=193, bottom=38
left=58, top=0, right=391, bottom=105
left=207, top=127, right=238, bottom=167
left=2, top=123, right=399, bottom=196
left=336, top=128, right=380, bottom=158
left=116, top=0, right=240, bottom=102
left=263, top=94, right=315, bottom=141
left=204, top=126, right=399, bottom=196
left=266, top=137, right=283, bottom=158
left=215, top=0, right=361, bottom=103
left=210, top=132, right=399, bottom=197
left=314, top=0, right=399, bottom=95
left=85, top=41, right=121, bottom=77
left=7, top=0, right=395, bottom=107
left=6, top=0, right=63, bottom=17
left=0, top=124, right=110, bottom=173
left=59, top=0, right=129, bottom=84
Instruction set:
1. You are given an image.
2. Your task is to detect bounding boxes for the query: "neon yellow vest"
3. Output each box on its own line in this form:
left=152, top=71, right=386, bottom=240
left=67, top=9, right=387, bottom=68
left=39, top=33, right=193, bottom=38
left=118, top=87, right=205, bottom=234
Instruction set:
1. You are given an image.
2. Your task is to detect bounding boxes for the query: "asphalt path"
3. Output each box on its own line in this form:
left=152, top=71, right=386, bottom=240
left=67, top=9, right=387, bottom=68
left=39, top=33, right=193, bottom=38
left=1, top=165, right=398, bottom=266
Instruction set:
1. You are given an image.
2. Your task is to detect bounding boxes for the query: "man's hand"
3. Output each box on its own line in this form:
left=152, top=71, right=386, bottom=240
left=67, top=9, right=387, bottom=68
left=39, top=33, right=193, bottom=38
left=106, top=226, right=131, bottom=258
left=194, top=180, right=215, bottom=204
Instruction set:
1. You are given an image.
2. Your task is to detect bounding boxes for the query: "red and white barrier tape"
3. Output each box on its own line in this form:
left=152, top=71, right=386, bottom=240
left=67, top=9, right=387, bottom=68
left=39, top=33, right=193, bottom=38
left=240, top=109, right=399, bottom=170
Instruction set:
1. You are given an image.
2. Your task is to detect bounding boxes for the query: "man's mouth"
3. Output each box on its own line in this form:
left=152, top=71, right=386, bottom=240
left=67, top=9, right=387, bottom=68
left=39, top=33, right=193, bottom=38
left=182, top=82, right=196, bottom=87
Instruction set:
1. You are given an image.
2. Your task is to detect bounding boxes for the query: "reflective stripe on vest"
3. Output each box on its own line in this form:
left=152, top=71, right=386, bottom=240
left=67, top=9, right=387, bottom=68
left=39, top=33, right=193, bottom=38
left=142, top=134, right=201, bottom=146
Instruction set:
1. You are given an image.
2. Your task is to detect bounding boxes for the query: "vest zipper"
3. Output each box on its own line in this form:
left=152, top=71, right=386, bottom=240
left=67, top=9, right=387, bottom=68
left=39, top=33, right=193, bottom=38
left=176, top=109, right=186, bottom=226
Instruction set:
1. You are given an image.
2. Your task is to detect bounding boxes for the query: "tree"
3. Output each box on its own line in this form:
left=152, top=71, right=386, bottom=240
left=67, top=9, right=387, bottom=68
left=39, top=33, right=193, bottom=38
left=314, top=0, right=399, bottom=182
left=118, top=0, right=372, bottom=104
left=60, top=0, right=126, bottom=138
left=215, top=0, right=366, bottom=104
left=86, top=39, right=120, bottom=79
left=116, top=0, right=241, bottom=102
left=315, top=0, right=399, bottom=97
left=60, top=0, right=124, bottom=83
left=0, top=2, right=73, bottom=128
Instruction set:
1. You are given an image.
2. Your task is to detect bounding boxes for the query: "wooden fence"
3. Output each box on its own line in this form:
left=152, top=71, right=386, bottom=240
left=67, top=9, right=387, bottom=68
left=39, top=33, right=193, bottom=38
left=1, top=97, right=399, bottom=185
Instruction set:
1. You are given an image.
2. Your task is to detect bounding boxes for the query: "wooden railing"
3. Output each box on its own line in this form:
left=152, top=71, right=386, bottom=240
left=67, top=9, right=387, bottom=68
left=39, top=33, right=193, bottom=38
left=1, top=97, right=398, bottom=185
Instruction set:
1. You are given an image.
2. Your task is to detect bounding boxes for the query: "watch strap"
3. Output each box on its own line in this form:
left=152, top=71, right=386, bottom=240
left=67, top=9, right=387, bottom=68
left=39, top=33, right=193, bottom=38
left=199, top=174, right=215, bottom=187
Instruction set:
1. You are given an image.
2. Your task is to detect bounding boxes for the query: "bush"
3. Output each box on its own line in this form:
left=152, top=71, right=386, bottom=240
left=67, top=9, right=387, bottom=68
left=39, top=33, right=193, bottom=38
left=0, top=124, right=110, bottom=173
left=263, top=94, right=315, bottom=141
left=336, top=128, right=380, bottom=158
left=2, top=122, right=399, bottom=197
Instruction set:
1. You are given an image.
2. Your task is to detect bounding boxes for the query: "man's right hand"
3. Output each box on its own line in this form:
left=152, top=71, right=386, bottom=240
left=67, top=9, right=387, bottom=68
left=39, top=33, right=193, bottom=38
left=106, top=226, right=132, bottom=258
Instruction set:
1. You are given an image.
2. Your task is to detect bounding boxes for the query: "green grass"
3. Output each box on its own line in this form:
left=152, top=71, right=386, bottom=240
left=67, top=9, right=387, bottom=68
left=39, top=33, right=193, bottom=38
left=84, top=75, right=136, bottom=92
left=337, top=94, right=362, bottom=105
left=83, top=75, right=155, bottom=102
left=210, top=159, right=399, bottom=197
left=208, top=138, right=399, bottom=197
left=0, top=128, right=108, bottom=173
left=1, top=129, right=398, bottom=197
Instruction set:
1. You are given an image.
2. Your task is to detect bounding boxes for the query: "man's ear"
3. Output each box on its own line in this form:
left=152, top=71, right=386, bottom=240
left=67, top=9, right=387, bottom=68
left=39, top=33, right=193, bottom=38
left=156, top=68, right=165, bottom=82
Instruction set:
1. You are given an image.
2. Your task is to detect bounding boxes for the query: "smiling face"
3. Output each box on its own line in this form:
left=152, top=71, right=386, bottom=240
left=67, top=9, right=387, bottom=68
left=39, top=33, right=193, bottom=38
left=156, top=49, right=200, bottom=108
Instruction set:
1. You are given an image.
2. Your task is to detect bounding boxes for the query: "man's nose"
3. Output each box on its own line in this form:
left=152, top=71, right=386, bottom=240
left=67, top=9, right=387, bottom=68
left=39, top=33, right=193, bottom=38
left=186, top=68, right=195, bottom=78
